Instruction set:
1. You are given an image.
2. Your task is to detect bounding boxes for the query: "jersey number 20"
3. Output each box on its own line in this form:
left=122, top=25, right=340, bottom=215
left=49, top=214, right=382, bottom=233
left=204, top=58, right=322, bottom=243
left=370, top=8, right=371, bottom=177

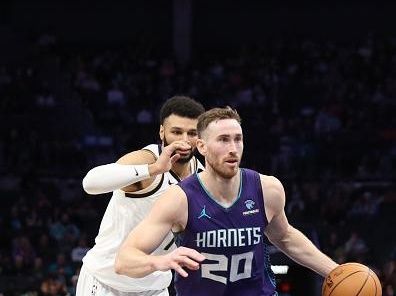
left=201, top=251, right=253, bottom=284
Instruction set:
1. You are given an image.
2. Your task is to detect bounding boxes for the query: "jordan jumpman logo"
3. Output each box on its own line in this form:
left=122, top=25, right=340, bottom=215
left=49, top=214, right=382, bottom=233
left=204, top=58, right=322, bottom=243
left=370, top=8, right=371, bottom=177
left=198, top=205, right=212, bottom=219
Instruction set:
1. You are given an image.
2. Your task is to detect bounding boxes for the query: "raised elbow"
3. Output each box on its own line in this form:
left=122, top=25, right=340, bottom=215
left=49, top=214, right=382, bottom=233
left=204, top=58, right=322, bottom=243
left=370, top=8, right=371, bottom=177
left=82, top=176, right=95, bottom=195
left=82, top=172, right=102, bottom=195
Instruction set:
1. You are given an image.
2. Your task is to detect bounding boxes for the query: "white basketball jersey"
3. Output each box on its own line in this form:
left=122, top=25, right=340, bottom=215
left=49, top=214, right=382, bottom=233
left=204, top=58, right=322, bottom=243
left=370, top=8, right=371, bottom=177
left=82, top=144, right=204, bottom=292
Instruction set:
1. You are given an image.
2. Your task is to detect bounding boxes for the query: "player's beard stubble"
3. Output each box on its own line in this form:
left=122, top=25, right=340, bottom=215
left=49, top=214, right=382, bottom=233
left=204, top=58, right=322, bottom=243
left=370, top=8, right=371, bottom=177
left=163, top=136, right=195, bottom=164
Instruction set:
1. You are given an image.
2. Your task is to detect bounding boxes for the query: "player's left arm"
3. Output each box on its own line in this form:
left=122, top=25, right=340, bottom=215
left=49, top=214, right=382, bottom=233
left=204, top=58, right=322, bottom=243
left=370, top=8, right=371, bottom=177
left=261, top=175, right=338, bottom=277
left=114, top=185, right=205, bottom=278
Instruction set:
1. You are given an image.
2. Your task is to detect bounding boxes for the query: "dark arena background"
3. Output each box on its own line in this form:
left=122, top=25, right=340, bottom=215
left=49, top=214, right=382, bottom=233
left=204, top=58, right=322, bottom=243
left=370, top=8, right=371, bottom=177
left=0, top=0, right=396, bottom=295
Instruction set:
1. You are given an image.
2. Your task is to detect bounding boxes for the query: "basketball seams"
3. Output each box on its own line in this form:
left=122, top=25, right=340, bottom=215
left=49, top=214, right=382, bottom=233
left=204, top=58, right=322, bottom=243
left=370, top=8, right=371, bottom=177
left=369, top=270, right=378, bottom=296
left=328, top=270, right=367, bottom=296
left=323, top=263, right=381, bottom=296
left=354, top=268, right=369, bottom=296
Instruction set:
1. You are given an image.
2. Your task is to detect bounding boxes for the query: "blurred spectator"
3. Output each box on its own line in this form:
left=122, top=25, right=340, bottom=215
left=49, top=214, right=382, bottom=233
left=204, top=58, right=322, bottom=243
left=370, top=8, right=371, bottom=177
left=106, top=83, right=126, bottom=106
left=11, top=235, right=36, bottom=270
left=344, top=231, right=369, bottom=262
left=384, top=284, right=395, bottom=296
left=70, top=237, right=90, bottom=264
left=47, top=253, right=74, bottom=284
left=40, top=274, right=69, bottom=296
left=49, top=213, right=80, bottom=247
left=136, top=107, right=154, bottom=124
left=36, top=234, right=57, bottom=265
left=31, top=256, right=46, bottom=284
left=383, top=260, right=396, bottom=291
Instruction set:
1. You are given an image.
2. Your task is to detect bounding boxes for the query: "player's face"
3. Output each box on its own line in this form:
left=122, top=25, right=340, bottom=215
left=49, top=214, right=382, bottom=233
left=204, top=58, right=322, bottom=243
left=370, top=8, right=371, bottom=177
left=160, top=114, right=198, bottom=163
left=200, top=119, right=243, bottom=179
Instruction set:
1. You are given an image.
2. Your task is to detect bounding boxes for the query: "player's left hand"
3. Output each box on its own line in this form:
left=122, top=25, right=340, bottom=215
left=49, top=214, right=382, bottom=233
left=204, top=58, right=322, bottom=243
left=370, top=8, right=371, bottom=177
left=153, top=246, right=206, bottom=277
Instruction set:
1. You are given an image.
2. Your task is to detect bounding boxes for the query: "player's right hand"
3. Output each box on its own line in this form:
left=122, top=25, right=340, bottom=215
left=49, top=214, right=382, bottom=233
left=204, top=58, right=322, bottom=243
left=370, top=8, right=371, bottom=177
left=153, top=247, right=206, bottom=277
left=151, top=141, right=192, bottom=175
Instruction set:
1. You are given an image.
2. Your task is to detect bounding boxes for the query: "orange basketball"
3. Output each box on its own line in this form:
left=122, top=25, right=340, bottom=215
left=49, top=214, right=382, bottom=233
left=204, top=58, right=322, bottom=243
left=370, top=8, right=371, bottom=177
left=322, top=262, right=382, bottom=296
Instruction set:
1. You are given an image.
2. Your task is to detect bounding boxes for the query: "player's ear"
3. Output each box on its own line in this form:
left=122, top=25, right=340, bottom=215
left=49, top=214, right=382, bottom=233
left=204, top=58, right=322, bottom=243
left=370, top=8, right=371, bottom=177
left=196, top=139, right=206, bottom=156
left=159, top=125, right=164, bottom=141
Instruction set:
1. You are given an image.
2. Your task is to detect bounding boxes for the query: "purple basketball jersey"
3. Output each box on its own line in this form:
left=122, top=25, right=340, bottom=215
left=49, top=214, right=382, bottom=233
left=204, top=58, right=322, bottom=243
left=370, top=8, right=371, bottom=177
left=175, top=168, right=277, bottom=296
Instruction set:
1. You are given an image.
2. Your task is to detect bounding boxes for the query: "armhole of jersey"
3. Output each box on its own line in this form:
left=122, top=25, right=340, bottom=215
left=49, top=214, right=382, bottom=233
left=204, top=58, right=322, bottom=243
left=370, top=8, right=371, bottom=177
left=174, top=181, right=192, bottom=238
left=124, top=145, right=163, bottom=198
left=255, top=171, right=269, bottom=226
left=124, top=174, right=165, bottom=198
left=141, top=147, right=158, bottom=161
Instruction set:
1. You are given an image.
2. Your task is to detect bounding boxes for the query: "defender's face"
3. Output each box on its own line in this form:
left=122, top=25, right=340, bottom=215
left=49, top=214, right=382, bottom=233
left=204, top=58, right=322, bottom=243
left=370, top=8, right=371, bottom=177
left=160, top=114, right=199, bottom=163
left=198, top=119, right=243, bottom=178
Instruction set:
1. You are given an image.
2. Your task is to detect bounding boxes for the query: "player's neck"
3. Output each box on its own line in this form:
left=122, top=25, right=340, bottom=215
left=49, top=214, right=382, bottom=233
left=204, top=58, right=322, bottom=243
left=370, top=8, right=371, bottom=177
left=171, top=161, right=191, bottom=180
left=200, top=169, right=241, bottom=206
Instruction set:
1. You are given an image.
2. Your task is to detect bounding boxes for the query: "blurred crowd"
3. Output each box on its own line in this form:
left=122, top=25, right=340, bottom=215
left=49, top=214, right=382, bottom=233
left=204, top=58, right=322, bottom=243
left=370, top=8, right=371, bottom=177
left=0, top=33, right=395, bottom=295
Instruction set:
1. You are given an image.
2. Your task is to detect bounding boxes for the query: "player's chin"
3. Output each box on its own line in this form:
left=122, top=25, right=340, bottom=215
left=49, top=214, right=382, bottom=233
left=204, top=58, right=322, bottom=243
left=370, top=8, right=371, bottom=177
left=176, top=153, right=194, bottom=163
left=219, top=167, right=239, bottom=179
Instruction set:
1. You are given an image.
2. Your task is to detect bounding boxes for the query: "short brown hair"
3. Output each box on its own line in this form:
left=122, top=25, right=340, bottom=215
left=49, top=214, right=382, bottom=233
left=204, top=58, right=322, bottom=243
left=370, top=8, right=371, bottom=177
left=197, top=107, right=241, bottom=137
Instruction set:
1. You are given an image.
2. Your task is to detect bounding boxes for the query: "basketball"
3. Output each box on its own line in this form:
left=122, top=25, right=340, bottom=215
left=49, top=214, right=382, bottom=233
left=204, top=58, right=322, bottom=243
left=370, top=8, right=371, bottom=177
left=322, top=263, right=382, bottom=296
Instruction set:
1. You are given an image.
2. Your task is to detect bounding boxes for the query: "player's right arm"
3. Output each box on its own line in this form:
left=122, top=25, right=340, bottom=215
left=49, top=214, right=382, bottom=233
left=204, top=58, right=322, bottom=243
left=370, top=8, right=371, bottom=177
left=82, top=141, right=191, bottom=195
left=114, top=185, right=205, bottom=278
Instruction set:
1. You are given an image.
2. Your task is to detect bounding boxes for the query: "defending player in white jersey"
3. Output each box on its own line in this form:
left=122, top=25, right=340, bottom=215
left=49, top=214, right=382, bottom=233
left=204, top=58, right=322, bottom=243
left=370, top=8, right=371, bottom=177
left=76, top=96, right=205, bottom=296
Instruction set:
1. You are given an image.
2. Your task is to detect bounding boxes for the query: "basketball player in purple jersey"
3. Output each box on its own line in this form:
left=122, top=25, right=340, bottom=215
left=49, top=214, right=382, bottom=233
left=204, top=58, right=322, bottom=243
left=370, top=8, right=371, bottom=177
left=115, top=107, right=339, bottom=295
